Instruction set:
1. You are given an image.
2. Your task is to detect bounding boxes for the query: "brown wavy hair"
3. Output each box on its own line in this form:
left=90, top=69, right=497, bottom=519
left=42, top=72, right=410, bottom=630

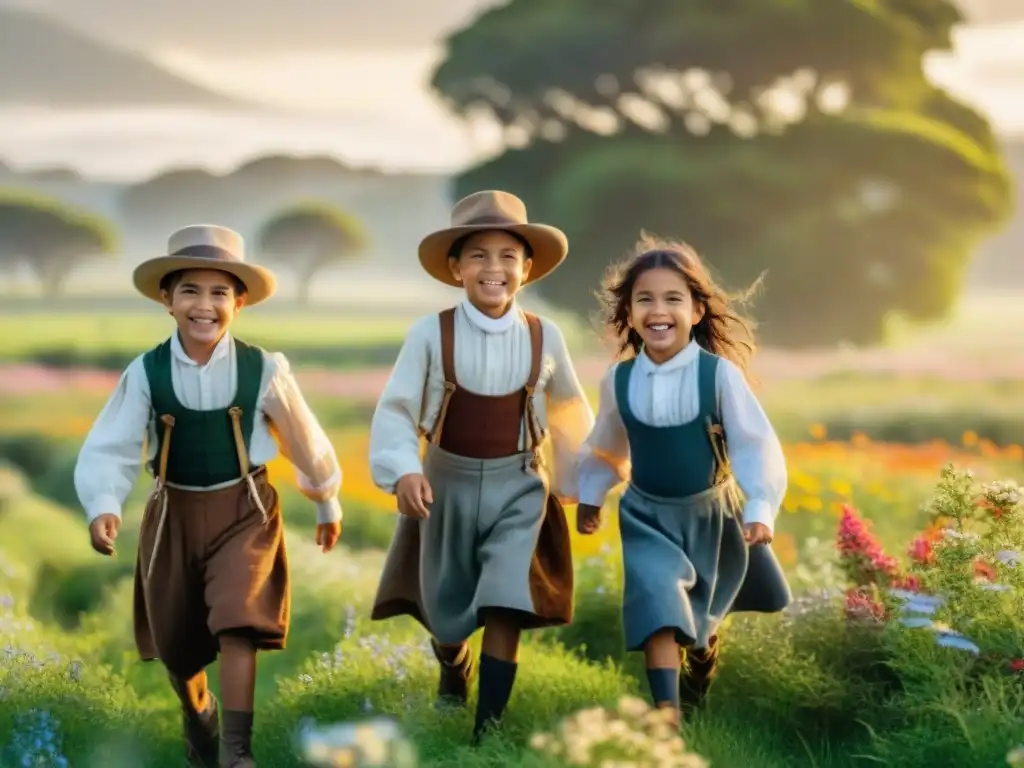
left=597, top=234, right=764, bottom=380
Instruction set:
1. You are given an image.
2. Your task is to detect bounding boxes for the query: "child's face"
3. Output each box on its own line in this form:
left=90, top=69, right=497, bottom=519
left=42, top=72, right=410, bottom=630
left=627, top=267, right=705, bottom=362
left=448, top=230, right=532, bottom=316
left=161, top=269, right=245, bottom=349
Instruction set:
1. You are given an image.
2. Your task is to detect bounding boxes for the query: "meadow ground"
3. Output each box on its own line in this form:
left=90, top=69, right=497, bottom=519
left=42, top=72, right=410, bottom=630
left=2, top=294, right=1024, bottom=766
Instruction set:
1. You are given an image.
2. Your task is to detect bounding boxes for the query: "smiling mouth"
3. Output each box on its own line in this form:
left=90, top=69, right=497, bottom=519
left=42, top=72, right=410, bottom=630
left=189, top=317, right=217, bottom=325
left=646, top=323, right=674, bottom=332
left=480, top=279, right=506, bottom=286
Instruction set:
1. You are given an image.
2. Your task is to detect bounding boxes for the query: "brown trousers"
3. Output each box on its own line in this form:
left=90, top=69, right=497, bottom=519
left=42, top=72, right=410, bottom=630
left=133, top=468, right=290, bottom=679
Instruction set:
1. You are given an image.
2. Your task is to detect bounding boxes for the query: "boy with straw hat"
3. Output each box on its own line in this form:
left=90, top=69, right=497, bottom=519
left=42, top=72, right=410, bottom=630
left=74, top=225, right=345, bottom=768
left=368, top=191, right=595, bottom=742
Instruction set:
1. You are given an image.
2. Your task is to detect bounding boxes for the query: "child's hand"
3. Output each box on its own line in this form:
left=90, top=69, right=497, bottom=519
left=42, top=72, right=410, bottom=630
left=743, top=522, right=772, bottom=546
left=576, top=503, right=602, bottom=535
left=396, top=474, right=432, bottom=519
left=89, top=514, right=120, bottom=556
left=315, top=522, right=341, bottom=553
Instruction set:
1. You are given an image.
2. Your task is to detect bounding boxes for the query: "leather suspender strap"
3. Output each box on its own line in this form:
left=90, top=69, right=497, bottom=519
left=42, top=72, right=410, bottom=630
left=523, top=312, right=545, bottom=455
left=430, top=308, right=458, bottom=445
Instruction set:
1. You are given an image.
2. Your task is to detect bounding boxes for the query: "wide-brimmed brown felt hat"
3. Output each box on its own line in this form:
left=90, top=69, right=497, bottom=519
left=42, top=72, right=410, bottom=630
left=133, top=225, right=277, bottom=305
left=418, top=191, right=568, bottom=287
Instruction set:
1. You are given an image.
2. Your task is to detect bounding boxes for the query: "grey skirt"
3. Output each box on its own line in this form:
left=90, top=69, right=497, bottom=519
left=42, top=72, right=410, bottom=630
left=618, top=479, right=791, bottom=652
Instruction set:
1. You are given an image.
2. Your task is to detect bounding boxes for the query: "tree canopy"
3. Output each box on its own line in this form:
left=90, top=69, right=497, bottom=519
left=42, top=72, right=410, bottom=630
left=431, top=0, right=1013, bottom=345
left=256, top=201, right=368, bottom=303
left=0, top=190, right=119, bottom=295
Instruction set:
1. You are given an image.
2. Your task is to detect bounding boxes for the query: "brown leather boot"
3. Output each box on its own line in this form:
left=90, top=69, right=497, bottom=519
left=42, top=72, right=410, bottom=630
left=679, top=635, right=721, bottom=714
left=432, top=640, right=474, bottom=708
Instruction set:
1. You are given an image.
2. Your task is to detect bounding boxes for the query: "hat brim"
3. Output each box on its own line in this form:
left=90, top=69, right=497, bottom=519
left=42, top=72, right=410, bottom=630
left=132, top=256, right=277, bottom=306
left=418, top=223, right=568, bottom=287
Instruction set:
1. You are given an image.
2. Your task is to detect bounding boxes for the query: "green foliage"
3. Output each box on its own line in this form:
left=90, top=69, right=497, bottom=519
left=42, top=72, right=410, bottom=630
left=257, top=201, right=369, bottom=303
left=0, top=189, right=120, bottom=296
left=4, top=452, right=1024, bottom=765
left=432, top=0, right=1013, bottom=346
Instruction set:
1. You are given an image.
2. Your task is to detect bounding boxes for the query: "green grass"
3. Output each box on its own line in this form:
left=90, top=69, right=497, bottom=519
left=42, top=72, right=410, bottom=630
left=2, top=450, right=1024, bottom=766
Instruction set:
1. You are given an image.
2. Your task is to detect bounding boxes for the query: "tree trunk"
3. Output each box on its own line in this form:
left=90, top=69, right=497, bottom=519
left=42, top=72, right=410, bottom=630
left=30, top=258, right=69, bottom=298
left=296, top=276, right=312, bottom=305
left=295, top=253, right=324, bottom=306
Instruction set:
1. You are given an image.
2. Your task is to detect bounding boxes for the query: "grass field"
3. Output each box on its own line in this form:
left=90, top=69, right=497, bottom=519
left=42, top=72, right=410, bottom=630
left=2, top=295, right=1024, bottom=766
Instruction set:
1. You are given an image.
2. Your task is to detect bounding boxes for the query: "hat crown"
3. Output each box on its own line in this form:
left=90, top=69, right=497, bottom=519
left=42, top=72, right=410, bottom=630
left=167, top=225, right=245, bottom=262
left=450, top=191, right=529, bottom=228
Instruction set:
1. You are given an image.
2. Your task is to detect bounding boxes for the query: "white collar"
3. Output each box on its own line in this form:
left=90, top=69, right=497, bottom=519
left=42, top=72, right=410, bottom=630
left=460, top=298, right=520, bottom=334
left=170, top=330, right=233, bottom=367
left=635, top=341, right=701, bottom=376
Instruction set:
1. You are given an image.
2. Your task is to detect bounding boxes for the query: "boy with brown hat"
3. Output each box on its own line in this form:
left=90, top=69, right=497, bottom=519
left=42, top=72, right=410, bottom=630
left=74, top=225, right=345, bottom=768
left=368, top=191, right=595, bottom=742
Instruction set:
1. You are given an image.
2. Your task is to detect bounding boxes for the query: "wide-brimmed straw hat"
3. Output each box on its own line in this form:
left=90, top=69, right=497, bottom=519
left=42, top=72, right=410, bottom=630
left=133, top=225, right=277, bottom=305
left=418, top=191, right=568, bottom=287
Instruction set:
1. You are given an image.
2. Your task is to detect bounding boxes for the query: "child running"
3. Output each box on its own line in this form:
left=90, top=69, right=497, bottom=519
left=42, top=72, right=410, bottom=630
left=368, top=191, right=594, bottom=742
left=576, top=236, right=791, bottom=723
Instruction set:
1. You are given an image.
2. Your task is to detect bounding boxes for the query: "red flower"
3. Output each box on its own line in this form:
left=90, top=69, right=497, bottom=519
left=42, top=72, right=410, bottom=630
left=893, top=574, right=921, bottom=592
left=908, top=536, right=935, bottom=566
left=837, top=505, right=900, bottom=586
left=1010, top=658, right=1024, bottom=673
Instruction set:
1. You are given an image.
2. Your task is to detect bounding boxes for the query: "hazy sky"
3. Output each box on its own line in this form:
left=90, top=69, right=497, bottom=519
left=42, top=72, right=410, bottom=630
left=1, top=0, right=1022, bottom=179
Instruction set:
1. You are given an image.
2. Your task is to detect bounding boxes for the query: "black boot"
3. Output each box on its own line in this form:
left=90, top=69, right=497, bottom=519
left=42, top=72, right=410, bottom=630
left=679, top=635, right=721, bottom=714
left=168, top=675, right=219, bottom=768
left=219, top=710, right=256, bottom=768
left=184, top=697, right=219, bottom=768
left=432, top=640, right=474, bottom=708
left=472, top=654, right=518, bottom=744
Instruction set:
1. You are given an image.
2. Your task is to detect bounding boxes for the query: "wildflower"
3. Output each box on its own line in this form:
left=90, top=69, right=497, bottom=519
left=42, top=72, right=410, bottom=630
left=932, top=628, right=981, bottom=655
left=1008, top=659, right=1024, bottom=674
left=973, top=559, right=998, bottom=582
left=844, top=587, right=886, bottom=622
left=996, top=550, right=1021, bottom=567
left=908, top=535, right=935, bottom=566
left=888, top=589, right=943, bottom=615
left=836, top=505, right=900, bottom=586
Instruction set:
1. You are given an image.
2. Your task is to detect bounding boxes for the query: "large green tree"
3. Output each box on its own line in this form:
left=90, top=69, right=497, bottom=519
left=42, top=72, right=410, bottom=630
left=255, top=201, right=368, bottom=304
left=0, top=191, right=119, bottom=296
left=431, top=0, right=1014, bottom=345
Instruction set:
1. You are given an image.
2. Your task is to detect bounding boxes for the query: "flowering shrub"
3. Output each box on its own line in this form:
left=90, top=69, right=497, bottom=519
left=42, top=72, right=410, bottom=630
left=834, top=464, right=1024, bottom=764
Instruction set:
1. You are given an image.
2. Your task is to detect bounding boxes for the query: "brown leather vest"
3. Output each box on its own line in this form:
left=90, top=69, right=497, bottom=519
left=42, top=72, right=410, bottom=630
left=426, top=307, right=544, bottom=460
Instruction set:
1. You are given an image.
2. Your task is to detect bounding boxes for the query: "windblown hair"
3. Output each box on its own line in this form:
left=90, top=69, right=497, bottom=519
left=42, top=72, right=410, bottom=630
left=597, top=234, right=763, bottom=380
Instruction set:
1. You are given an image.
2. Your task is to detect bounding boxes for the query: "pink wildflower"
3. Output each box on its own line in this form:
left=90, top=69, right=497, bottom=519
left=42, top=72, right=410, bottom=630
left=836, top=505, right=900, bottom=586
left=844, top=587, right=886, bottom=622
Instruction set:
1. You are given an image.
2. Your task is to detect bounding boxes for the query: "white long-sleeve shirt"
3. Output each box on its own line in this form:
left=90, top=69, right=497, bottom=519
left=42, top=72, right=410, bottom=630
left=368, top=299, right=595, bottom=502
left=578, top=341, right=787, bottom=532
left=74, top=332, right=343, bottom=525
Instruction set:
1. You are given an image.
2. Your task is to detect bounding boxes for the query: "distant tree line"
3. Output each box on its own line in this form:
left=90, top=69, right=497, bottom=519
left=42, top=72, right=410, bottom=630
left=0, top=185, right=367, bottom=301
left=0, top=191, right=118, bottom=296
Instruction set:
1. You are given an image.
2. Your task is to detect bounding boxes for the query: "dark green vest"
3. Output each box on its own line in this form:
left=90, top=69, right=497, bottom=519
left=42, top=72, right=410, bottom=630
left=615, top=349, right=725, bottom=498
left=143, top=336, right=264, bottom=487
